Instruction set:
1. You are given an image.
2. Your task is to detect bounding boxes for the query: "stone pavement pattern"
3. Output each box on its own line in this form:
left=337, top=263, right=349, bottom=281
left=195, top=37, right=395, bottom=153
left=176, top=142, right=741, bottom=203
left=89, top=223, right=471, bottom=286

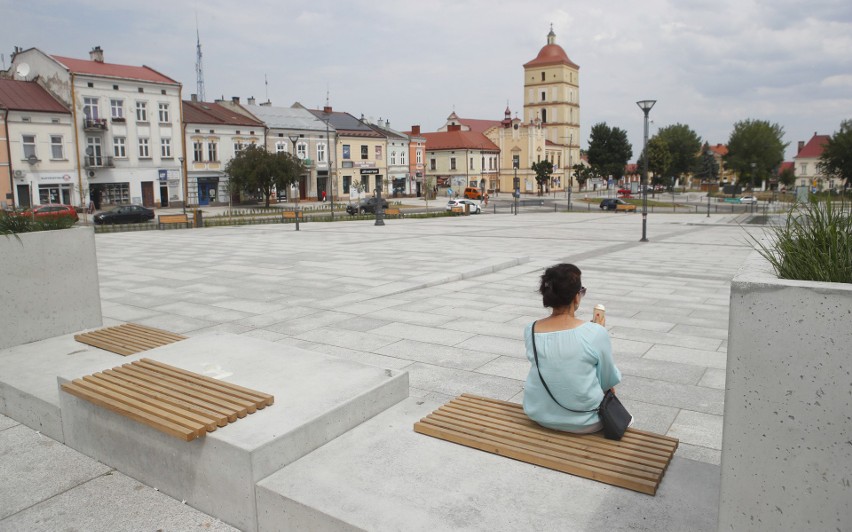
left=1, top=211, right=760, bottom=530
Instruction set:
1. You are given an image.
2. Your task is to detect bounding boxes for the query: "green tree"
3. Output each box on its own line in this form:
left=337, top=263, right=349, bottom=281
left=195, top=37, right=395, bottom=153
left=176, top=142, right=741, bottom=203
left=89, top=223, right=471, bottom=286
left=818, top=119, right=852, bottom=188
left=694, top=144, right=720, bottom=184
left=655, top=124, right=702, bottom=184
left=587, top=122, right=633, bottom=181
left=225, top=145, right=304, bottom=207
left=531, top=160, right=554, bottom=196
left=778, top=166, right=796, bottom=189
left=724, top=119, right=787, bottom=189
left=571, top=164, right=593, bottom=190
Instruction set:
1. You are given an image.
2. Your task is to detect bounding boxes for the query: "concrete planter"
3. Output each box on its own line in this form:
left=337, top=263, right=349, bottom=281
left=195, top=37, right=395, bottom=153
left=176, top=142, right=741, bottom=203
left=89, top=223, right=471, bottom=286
left=0, top=227, right=102, bottom=349
left=720, top=251, right=852, bottom=531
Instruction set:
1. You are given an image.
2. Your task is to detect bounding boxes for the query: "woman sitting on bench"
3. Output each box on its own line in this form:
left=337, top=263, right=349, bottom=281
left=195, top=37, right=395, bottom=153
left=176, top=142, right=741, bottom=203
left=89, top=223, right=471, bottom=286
left=523, top=263, right=625, bottom=434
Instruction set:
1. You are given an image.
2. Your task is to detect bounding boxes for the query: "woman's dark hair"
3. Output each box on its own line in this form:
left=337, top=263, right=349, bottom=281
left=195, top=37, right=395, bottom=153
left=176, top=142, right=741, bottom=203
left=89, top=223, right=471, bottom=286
left=539, top=263, right=582, bottom=308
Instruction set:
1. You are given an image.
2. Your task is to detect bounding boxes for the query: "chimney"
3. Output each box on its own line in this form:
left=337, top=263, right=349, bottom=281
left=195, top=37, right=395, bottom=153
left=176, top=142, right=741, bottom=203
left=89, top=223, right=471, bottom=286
left=411, top=125, right=420, bottom=135
left=448, top=124, right=461, bottom=132
left=89, top=46, right=104, bottom=63
left=323, top=106, right=332, bottom=113
left=190, top=93, right=198, bottom=102
left=260, top=101, right=271, bottom=107
left=247, top=96, right=256, bottom=105
left=232, top=96, right=240, bottom=104
left=385, top=119, right=390, bottom=128
left=798, top=141, right=805, bottom=153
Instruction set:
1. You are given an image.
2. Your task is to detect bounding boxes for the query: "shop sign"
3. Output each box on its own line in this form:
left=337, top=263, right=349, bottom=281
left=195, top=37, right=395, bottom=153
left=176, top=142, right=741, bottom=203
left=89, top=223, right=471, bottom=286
left=360, top=168, right=379, bottom=175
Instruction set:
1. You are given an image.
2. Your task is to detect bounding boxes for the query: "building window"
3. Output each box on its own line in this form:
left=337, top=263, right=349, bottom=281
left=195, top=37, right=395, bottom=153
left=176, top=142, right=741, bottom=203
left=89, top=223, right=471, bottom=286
left=113, top=137, right=126, bottom=158
left=800, top=163, right=807, bottom=175
left=22, top=135, right=36, bottom=159
left=296, top=142, right=307, bottom=159
left=542, top=109, right=547, bottom=123
left=416, top=149, right=422, bottom=164
left=513, top=155, right=520, bottom=169
left=481, top=156, right=485, bottom=169
left=136, top=101, right=148, bottom=122
left=541, top=72, right=545, bottom=81
left=360, top=145, right=368, bottom=160
left=193, top=141, right=203, bottom=162
left=208, top=141, right=218, bottom=162
left=234, top=142, right=244, bottom=155
left=317, top=142, right=326, bottom=163
left=400, top=150, right=405, bottom=165
left=275, top=141, right=287, bottom=153
left=430, top=158, right=436, bottom=171
left=50, top=135, right=64, bottom=159
left=375, top=145, right=382, bottom=159
left=342, top=144, right=350, bottom=159
left=161, top=138, right=172, bottom=158
left=158, top=103, right=170, bottom=123
left=138, top=138, right=150, bottom=158
left=83, top=97, right=100, bottom=120
left=390, top=151, right=396, bottom=165
left=343, top=176, right=351, bottom=193
left=110, top=99, right=124, bottom=119
left=87, top=137, right=103, bottom=166
left=450, top=157, right=457, bottom=170
left=541, top=91, right=546, bottom=102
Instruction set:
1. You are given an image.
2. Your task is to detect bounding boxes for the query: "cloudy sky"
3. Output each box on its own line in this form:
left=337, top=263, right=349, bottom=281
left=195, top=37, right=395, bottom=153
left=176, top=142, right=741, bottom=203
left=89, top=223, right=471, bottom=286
left=3, top=0, right=850, bottom=160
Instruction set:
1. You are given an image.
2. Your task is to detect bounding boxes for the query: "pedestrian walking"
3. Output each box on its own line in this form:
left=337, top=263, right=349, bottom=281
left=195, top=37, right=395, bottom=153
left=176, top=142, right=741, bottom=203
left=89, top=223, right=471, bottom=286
left=322, top=190, right=327, bottom=203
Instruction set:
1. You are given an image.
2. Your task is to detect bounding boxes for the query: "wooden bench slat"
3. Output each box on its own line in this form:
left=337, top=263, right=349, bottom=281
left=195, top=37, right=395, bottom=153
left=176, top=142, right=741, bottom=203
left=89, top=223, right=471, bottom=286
left=74, top=323, right=186, bottom=356
left=414, top=394, right=678, bottom=495
left=79, top=329, right=162, bottom=352
left=138, top=358, right=273, bottom=407
left=62, top=382, right=199, bottom=441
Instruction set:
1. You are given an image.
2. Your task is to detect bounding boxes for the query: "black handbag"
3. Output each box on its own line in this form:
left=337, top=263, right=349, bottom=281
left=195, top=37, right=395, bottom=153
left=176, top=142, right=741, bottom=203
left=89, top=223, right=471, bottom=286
left=531, top=321, right=631, bottom=440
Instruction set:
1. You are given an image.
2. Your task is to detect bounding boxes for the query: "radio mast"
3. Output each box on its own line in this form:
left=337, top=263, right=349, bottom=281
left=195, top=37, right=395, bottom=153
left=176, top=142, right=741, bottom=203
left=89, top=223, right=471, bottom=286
left=195, top=16, right=206, bottom=102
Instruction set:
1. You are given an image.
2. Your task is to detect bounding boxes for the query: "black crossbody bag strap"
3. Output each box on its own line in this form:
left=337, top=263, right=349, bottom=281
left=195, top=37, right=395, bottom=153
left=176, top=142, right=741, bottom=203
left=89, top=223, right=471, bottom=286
left=531, top=321, right=597, bottom=414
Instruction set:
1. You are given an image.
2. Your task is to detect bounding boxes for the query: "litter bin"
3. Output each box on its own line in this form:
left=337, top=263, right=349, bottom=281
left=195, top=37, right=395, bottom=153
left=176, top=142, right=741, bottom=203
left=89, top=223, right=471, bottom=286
left=193, top=209, right=203, bottom=228
left=464, top=203, right=470, bottom=215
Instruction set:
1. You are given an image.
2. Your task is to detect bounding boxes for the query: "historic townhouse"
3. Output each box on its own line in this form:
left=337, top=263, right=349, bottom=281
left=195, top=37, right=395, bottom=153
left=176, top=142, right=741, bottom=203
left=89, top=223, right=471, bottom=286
left=0, top=79, right=75, bottom=209
left=483, top=109, right=551, bottom=194
left=7, top=47, right=184, bottom=209
left=437, top=112, right=501, bottom=193
left=423, top=116, right=500, bottom=194
left=306, top=106, right=386, bottom=200
left=234, top=100, right=332, bottom=201
left=794, top=133, right=831, bottom=191
left=367, top=119, right=410, bottom=197
left=406, top=125, right=427, bottom=197
left=182, top=97, right=264, bottom=206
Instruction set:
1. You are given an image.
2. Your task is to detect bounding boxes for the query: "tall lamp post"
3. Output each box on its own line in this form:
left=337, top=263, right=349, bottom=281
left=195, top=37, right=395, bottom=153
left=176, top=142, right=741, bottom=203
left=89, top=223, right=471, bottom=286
left=178, top=156, right=186, bottom=215
left=636, top=100, right=656, bottom=242
left=289, top=134, right=301, bottom=231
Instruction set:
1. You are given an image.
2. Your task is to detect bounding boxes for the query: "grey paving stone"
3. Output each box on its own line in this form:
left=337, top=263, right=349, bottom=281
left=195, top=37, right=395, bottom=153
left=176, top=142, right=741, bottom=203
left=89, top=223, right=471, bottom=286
left=698, top=368, right=726, bottom=390
left=264, top=310, right=356, bottom=336
left=617, top=356, right=707, bottom=385
left=0, top=414, right=19, bottom=431
left=295, top=326, right=401, bottom=352
left=232, top=305, right=322, bottom=328
left=133, top=314, right=217, bottom=335
left=303, top=343, right=415, bottom=370
left=643, top=344, right=728, bottom=369
left=670, top=323, right=730, bottom=341
left=617, top=397, right=681, bottom=435
left=667, top=409, right=724, bottom=450
left=100, top=303, right=160, bottom=323
left=675, top=443, right=722, bottom=465
left=454, top=334, right=527, bottom=358
left=334, top=316, right=392, bottom=332
left=375, top=339, right=499, bottom=371
left=405, top=362, right=523, bottom=401
left=611, top=337, right=653, bottom=357
left=618, top=375, right=725, bottom=415
left=0, top=425, right=111, bottom=520
left=369, top=322, right=476, bottom=347
left=364, top=308, right=452, bottom=327
left=610, top=326, right=723, bottom=351
left=1, top=470, right=237, bottom=532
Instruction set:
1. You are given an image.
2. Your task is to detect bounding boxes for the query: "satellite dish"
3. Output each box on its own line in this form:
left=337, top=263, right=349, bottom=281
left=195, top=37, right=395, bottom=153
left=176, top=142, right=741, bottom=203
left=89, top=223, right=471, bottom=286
left=27, top=154, right=38, bottom=165
left=15, top=63, right=30, bottom=78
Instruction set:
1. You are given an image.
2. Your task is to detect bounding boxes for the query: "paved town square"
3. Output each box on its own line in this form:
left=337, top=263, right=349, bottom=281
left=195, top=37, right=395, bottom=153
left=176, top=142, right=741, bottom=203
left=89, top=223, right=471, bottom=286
left=1, top=210, right=762, bottom=530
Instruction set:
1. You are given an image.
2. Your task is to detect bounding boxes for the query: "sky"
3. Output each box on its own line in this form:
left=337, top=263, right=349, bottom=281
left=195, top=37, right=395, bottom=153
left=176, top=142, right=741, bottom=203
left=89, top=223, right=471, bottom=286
left=3, top=0, right=850, bottom=160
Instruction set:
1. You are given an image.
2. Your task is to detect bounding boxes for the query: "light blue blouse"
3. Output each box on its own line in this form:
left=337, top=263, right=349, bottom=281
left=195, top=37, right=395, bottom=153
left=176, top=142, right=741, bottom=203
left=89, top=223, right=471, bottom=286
left=522, top=321, right=622, bottom=432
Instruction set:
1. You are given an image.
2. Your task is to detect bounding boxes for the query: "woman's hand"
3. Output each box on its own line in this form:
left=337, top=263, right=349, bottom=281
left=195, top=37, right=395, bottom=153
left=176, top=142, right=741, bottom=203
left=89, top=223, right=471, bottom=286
left=592, top=314, right=606, bottom=327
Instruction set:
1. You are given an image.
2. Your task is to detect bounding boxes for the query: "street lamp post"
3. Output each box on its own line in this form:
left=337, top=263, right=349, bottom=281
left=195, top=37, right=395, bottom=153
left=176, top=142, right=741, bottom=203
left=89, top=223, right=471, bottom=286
left=289, top=134, right=301, bottom=231
left=636, top=100, right=656, bottom=242
left=375, top=177, right=385, bottom=226
left=513, top=165, right=520, bottom=216
left=324, top=117, right=334, bottom=221
left=178, top=156, right=186, bottom=215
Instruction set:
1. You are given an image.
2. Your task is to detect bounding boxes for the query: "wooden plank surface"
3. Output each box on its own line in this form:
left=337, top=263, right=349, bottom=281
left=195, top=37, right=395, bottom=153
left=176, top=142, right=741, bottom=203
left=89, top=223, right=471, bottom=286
left=61, top=359, right=273, bottom=441
left=414, top=394, right=678, bottom=495
left=74, top=323, right=186, bottom=356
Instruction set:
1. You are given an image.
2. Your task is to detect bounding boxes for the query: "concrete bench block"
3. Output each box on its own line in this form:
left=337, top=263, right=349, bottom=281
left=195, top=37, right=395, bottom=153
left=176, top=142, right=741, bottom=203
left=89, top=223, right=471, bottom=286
left=256, top=398, right=720, bottom=532
left=58, top=332, right=408, bottom=532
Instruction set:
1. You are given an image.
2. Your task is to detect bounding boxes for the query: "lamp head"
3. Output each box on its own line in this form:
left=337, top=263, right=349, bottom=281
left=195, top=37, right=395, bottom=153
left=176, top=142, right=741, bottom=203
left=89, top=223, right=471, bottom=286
left=288, top=135, right=299, bottom=144
left=636, top=100, right=656, bottom=113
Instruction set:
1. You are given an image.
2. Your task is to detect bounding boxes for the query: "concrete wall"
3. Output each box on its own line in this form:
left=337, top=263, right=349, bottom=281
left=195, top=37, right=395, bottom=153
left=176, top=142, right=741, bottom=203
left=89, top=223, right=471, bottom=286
left=719, top=251, right=852, bottom=531
left=0, top=226, right=102, bottom=349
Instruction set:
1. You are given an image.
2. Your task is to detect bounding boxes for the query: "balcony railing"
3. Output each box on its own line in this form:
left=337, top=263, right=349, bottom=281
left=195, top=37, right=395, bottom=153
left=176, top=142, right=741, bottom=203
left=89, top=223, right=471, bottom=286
left=84, top=155, right=114, bottom=169
left=83, top=118, right=108, bottom=131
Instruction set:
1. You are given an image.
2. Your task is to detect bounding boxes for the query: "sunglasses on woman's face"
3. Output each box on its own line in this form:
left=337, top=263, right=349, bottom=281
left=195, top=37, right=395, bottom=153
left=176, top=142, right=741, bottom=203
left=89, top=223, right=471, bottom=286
left=579, top=287, right=587, bottom=298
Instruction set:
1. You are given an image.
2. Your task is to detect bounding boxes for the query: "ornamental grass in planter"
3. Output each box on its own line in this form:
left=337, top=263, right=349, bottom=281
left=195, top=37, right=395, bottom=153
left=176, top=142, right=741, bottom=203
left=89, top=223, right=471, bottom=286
left=748, top=197, right=852, bottom=283
left=0, top=211, right=77, bottom=236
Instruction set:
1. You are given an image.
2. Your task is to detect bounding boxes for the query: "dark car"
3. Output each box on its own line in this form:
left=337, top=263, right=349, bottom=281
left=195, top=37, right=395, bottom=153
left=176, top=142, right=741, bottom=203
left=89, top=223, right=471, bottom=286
left=600, top=198, right=637, bottom=212
left=346, top=198, right=389, bottom=215
left=93, top=205, right=155, bottom=225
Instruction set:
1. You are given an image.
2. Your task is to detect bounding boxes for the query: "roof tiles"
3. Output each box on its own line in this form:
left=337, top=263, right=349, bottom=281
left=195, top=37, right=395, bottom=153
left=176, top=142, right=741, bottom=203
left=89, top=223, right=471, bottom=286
left=183, top=101, right=264, bottom=127
left=422, top=130, right=499, bottom=151
left=795, top=134, right=830, bottom=159
left=0, top=79, right=69, bottom=114
left=51, top=55, right=177, bottom=84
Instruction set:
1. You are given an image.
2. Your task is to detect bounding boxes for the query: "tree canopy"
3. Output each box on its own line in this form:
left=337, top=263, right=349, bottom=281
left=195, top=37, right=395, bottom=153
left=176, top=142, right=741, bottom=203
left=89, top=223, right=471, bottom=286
left=571, top=164, right=595, bottom=190
left=694, top=144, right=720, bottom=184
left=225, top=145, right=304, bottom=207
left=587, top=122, right=633, bottom=181
left=818, top=119, right=852, bottom=187
left=654, top=124, right=702, bottom=179
left=531, top=160, right=554, bottom=196
left=724, top=119, right=787, bottom=189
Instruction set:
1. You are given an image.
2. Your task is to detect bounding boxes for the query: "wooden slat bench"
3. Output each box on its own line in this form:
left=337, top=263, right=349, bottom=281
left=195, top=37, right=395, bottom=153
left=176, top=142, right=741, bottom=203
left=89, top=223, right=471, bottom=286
left=414, top=394, right=678, bottom=495
left=282, top=211, right=303, bottom=220
left=384, top=208, right=403, bottom=218
left=158, top=213, right=190, bottom=229
left=451, top=206, right=465, bottom=214
left=74, top=323, right=186, bottom=356
left=61, top=358, right=274, bottom=441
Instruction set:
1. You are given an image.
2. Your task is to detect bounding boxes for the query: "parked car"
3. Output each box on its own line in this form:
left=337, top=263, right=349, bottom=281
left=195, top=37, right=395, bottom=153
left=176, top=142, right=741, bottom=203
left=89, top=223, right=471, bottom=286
left=346, top=197, right=389, bottom=215
left=617, top=188, right=633, bottom=196
left=17, top=204, right=79, bottom=222
left=738, top=196, right=758, bottom=204
left=446, top=199, right=482, bottom=214
left=463, top=187, right=483, bottom=200
left=600, top=198, right=637, bottom=212
left=93, top=205, right=155, bottom=225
